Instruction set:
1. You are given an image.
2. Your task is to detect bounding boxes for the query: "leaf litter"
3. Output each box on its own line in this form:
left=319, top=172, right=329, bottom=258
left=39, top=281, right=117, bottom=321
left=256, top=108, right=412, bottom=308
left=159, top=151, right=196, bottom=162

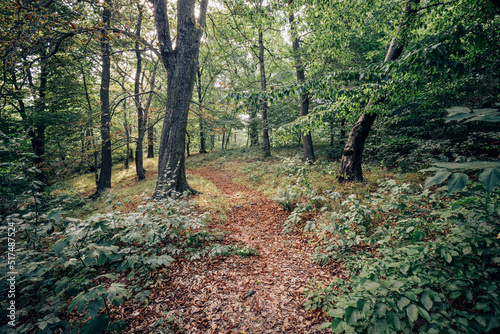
left=119, top=167, right=338, bottom=333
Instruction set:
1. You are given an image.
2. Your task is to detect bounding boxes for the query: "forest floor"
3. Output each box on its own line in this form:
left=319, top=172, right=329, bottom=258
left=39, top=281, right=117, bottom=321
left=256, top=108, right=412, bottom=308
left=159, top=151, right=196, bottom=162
left=118, top=165, right=338, bottom=333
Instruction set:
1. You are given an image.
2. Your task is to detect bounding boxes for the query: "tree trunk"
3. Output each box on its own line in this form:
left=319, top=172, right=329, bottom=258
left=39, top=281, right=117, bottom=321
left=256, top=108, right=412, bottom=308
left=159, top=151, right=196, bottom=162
left=145, top=60, right=159, bottom=160
left=225, top=127, right=231, bottom=150
left=197, top=67, right=207, bottom=153
left=134, top=4, right=146, bottom=180
left=258, top=26, right=271, bottom=157
left=124, top=118, right=130, bottom=169
left=151, top=0, right=208, bottom=198
left=97, top=0, right=113, bottom=192
left=339, top=0, right=419, bottom=182
left=147, top=125, right=154, bottom=158
left=29, top=59, right=49, bottom=185
left=221, top=128, right=226, bottom=151
left=186, top=131, right=191, bottom=157
left=289, top=1, right=315, bottom=163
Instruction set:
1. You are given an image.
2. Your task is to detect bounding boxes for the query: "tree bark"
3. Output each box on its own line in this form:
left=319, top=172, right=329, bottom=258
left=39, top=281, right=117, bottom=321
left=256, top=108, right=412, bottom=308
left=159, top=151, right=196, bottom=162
left=97, top=0, right=113, bottom=192
left=147, top=126, right=154, bottom=158
left=288, top=1, right=315, bottom=163
left=134, top=4, right=146, bottom=180
left=339, top=0, right=419, bottom=182
left=197, top=67, right=207, bottom=153
left=124, top=107, right=130, bottom=169
left=186, top=130, right=191, bottom=157
left=145, top=60, right=159, bottom=159
left=151, top=0, right=208, bottom=198
left=258, top=26, right=271, bottom=157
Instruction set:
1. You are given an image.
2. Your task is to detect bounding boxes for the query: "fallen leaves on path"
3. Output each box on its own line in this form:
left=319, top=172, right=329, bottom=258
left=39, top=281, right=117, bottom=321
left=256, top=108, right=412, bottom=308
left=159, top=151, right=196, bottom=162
left=124, top=167, right=338, bottom=333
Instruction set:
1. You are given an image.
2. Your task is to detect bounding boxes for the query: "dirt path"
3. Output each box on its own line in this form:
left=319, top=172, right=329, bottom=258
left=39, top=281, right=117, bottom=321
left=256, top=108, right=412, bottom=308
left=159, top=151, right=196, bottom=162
left=129, top=168, right=337, bottom=333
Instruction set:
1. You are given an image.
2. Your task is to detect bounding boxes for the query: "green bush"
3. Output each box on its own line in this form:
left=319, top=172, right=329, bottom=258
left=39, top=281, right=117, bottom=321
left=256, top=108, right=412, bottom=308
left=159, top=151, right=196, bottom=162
left=306, top=180, right=500, bottom=334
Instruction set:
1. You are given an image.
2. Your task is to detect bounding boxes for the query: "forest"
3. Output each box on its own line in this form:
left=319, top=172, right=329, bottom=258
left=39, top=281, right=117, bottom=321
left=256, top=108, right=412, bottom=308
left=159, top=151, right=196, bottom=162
left=0, top=0, right=499, bottom=333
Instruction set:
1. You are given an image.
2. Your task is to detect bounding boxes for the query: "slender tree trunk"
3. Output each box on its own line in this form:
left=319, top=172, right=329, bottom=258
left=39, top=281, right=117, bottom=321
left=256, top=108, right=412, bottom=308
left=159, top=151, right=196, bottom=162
left=97, top=0, right=113, bottom=192
left=197, top=68, right=207, bottom=154
left=330, top=120, right=335, bottom=147
left=80, top=64, right=96, bottom=172
left=124, top=117, right=130, bottom=169
left=186, top=131, right=191, bottom=157
left=145, top=60, right=159, bottom=159
left=147, top=126, right=154, bottom=158
left=221, top=128, right=226, bottom=151
left=339, top=0, right=419, bottom=182
left=258, top=27, right=271, bottom=157
left=225, top=127, right=231, bottom=150
left=151, top=0, right=208, bottom=198
left=289, top=1, right=315, bottom=163
left=249, top=107, right=259, bottom=146
left=29, top=59, right=49, bottom=185
left=133, top=4, right=146, bottom=180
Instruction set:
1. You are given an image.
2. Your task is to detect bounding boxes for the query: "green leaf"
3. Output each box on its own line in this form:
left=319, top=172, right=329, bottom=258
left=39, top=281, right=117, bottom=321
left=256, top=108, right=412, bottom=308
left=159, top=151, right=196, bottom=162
left=421, top=293, right=433, bottom=311
left=52, top=238, right=69, bottom=255
left=434, top=162, right=500, bottom=170
left=425, top=171, right=451, bottom=188
left=345, top=307, right=358, bottom=325
left=365, top=282, right=381, bottom=291
left=474, top=302, right=491, bottom=312
left=373, top=319, right=389, bottom=334
left=447, top=106, right=471, bottom=116
left=463, top=246, right=472, bottom=255
left=443, top=252, right=452, bottom=263
left=331, top=318, right=345, bottom=333
left=374, top=303, right=388, bottom=318
left=318, top=322, right=331, bottom=330
left=407, top=304, right=419, bottom=322
left=447, top=173, right=468, bottom=194
left=397, top=296, right=410, bottom=310
left=418, top=306, right=431, bottom=322
left=79, top=315, right=111, bottom=334
left=386, top=310, right=401, bottom=331
left=479, top=168, right=500, bottom=193
left=328, top=308, right=346, bottom=318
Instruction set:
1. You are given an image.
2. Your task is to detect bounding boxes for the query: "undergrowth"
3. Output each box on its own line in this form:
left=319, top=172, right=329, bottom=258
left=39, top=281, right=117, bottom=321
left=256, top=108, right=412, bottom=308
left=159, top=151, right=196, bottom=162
left=0, top=194, right=249, bottom=333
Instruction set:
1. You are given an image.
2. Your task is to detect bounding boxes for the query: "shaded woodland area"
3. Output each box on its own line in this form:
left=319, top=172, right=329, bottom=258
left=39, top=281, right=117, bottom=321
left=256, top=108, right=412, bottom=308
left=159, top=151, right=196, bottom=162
left=1, top=0, right=500, bottom=333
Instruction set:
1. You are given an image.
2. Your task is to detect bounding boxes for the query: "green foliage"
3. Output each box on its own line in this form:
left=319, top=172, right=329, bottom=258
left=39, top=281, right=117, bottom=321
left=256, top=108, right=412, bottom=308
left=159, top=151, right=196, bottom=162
left=305, top=179, right=500, bottom=334
left=0, top=196, right=231, bottom=333
left=273, top=187, right=300, bottom=212
left=421, top=104, right=500, bottom=194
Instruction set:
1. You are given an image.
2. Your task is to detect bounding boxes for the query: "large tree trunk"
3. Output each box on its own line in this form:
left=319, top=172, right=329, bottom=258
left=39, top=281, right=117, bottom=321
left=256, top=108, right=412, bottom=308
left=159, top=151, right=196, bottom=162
left=288, top=1, right=315, bottom=163
left=339, top=0, right=419, bottom=182
left=96, top=0, right=113, bottom=192
left=134, top=4, right=146, bottom=180
left=258, top=27, right=271, bottom=157
left=151, top=0, right=208, bottom=198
